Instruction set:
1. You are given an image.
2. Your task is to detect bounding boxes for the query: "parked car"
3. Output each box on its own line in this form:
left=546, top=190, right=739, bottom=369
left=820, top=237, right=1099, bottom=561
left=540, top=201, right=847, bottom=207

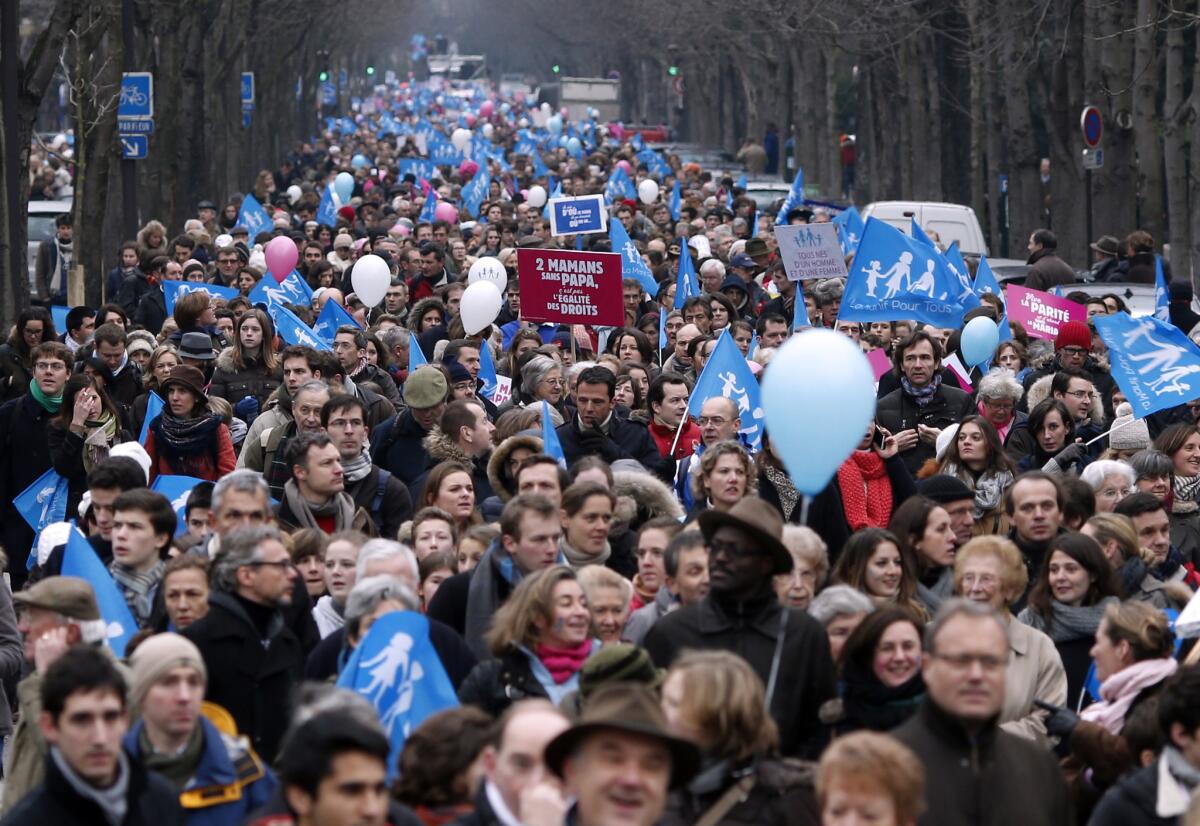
left=862, top=201, right=988, bottom=257
left=1059, top=282, right=1156, bottom=317
left=27, top=200, right=73, bottom=288
left=743, top=181, right=791, bottom=209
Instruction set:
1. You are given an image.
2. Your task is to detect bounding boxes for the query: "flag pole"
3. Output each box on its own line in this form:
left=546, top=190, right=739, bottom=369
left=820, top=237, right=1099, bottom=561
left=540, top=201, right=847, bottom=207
left=668, top=381, right=700, bottom=457
left=1084, top=416, right=1138, bottom=447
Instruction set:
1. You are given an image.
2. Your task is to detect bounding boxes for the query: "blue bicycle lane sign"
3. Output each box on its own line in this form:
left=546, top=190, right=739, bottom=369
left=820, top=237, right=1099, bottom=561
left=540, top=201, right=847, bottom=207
left=119, top=72, right=153, bottom=119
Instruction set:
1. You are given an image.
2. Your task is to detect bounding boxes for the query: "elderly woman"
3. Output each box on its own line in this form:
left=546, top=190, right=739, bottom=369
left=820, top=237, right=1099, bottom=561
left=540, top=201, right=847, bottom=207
left=953, top=536, right=1067, bottom=742
left=576, top=565, right=633, bottom=646
left=1081, top=459, right=1136, bottom=514
left=498, top=353, right=564, bottom=417
left=816, top=732, right=925, bottom=826
left=660, top=651, right=819, bottom=826
left=1130, top=448, right=1173, bottom=502
left=342, top=574, right=422, bottom=655
left=775, top=525, right=828, bottom=611
left=976, top=368, right=1026, bottom=447
left=808, top=585, right=876, bottom=663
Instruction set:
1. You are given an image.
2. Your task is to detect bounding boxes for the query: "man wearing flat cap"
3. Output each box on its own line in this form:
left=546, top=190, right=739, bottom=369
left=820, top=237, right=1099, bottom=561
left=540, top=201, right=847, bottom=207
left=643, top=498, right=836, bottom=758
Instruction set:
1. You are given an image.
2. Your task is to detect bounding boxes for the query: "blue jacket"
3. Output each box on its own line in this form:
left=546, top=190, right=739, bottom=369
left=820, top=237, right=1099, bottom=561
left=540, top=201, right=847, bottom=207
left=123, top=716, right=277, bottom=826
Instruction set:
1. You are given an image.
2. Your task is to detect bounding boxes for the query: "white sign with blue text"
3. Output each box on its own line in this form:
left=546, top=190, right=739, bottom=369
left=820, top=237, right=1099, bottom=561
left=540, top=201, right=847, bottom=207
left=548, top=195, right=608, bottom=237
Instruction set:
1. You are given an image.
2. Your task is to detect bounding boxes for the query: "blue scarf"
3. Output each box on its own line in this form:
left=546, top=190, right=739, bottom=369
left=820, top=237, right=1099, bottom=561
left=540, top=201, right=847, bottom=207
left=900, top=373, right=941, bottom=407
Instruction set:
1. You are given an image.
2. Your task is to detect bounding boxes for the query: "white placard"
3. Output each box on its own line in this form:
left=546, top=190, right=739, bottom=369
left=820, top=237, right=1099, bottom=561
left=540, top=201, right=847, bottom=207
left=775, top=222, right=848, bottom=281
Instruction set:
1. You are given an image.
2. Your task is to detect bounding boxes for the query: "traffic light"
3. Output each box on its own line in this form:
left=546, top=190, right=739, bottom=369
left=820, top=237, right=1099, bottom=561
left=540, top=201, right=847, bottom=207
left=551, top=64, right=560, bottom=74
left=366, top=65, right=375, bottom=76
left=668, top=65, right=679, bottom=76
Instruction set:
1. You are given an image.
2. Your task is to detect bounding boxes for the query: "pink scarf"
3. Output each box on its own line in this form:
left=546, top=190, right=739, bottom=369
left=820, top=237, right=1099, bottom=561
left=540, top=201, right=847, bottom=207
left=1080, top=657, right=1178, bottom=735
left=536, top=640, right=593, bottom=684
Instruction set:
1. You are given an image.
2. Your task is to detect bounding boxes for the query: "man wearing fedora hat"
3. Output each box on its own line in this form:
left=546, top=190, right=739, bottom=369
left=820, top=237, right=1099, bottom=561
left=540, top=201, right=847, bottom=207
left=1089, top=234, right=1121, bottom=282
left=644, top=498, right=836, bottom=759
left=543, top=683, right=699, bottom=826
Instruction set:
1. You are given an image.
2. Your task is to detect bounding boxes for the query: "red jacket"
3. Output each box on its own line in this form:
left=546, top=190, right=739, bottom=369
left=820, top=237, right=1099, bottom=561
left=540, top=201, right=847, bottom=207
left=648, top=419, right=701, bottom=459
left=144, top=423, right=236, bottom=483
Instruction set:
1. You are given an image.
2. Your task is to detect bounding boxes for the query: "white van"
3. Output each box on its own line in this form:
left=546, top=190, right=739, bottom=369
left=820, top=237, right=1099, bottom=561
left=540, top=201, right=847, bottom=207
left=862, top=201, right=988, bottom=257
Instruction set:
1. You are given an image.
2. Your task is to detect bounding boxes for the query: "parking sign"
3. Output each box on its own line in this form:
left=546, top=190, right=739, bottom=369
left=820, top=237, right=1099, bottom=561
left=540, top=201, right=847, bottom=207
left=118, top=72, right=153, bottom=120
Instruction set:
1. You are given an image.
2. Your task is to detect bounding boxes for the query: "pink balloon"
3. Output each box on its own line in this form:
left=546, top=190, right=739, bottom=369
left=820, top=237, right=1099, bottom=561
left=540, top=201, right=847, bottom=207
left=395, top=224, right=411, bottom=237
left=459, top=160, right=479, bottom=179
left=616, top=160, right=632, bottom=175
left=479, top=101, right=494, bottom=118
left=559, top=107, right=569, bottom=119
left=264, top=236, right=298, bottom=283
left=465, top=114, right=477, bottom=127
left=434, top=202, right=459, bottom=224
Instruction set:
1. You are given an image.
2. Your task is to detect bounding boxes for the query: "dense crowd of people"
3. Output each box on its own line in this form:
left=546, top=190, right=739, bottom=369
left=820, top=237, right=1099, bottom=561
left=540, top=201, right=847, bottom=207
left=5, top=76, right=1200, bottom=826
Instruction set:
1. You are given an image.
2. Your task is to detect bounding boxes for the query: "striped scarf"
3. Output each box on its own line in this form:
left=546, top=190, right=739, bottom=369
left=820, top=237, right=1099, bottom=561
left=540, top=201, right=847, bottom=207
left=109, top=559, right=165, bottom=626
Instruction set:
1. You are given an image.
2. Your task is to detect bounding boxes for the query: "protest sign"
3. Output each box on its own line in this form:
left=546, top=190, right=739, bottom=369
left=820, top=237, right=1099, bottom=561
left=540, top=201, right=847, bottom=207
left=867, top=347, right=892, bottom=382
left=1006, top=285, right=1085, bottom=341
left=516, top=248, right=623, bottom=326
left=548, top=195, right=607, bottom=236
left=775, top=223, right=848, bottom=281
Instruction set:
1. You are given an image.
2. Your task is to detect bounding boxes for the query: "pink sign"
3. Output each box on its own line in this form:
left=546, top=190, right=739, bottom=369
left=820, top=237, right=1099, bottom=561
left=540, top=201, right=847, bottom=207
left=867, top=347, right=892, bottom=381
left=1006, top=285, right=1086, bottom=341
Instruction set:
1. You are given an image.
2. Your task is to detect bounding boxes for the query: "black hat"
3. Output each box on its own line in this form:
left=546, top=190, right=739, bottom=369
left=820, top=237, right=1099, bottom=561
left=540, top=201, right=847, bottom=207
left=917, top=474, right=975, bottom=504
left=698, top=498, right=793, bottom=575
left=197, top=200, right=216, bottom=211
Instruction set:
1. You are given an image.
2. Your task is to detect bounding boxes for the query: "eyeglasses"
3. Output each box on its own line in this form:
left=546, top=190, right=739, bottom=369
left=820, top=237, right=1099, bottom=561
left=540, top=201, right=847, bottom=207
left=931, top=651, right=1006, bottom=672
left=1062, top=389, right=1093, bottom=399
left=35, top=362, right=66, bottom=371
left=708, top=539, right=767, bottom=560
left=980, top=399, right=1014, bottom=411
left=698, top=416, right=729, bottom=427
left=247, top=559, right=295, bottom=571
left=960, top=573, right=998, bottom=588
left=540, top=378, right=564, bottom=387
left=1060, top=347, right=1087, bottom=356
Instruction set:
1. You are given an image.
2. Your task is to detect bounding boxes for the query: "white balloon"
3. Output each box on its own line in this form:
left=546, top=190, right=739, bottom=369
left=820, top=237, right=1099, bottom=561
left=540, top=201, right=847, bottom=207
left=526, top=185, right=548, bottom=208
left=541, top=101, right=551, bottom=113
left=481, top=123, right=494, bottom=139
left=637, top=178, right=660, bottom=205
left=286, top=185, right=302, bottom=205
left=460, top=281, right=503, bottom=335
left=351, top=254, right=390, bottom=308
left=451, top=128, right=472, bottom=152
left=214, top=234, right=233, bottom=248
left=468, top=256, right=508, bottom=289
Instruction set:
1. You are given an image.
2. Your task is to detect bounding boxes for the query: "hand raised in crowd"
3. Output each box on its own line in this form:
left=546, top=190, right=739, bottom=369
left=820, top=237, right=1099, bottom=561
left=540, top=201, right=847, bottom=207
left=33, top=625, right=73, bottom=675
left=872, top=425, right=899, bottom=460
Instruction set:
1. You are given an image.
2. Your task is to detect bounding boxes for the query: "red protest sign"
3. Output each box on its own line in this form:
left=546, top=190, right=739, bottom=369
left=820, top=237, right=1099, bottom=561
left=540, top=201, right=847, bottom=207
left=517, top=248, right=624, bottom=327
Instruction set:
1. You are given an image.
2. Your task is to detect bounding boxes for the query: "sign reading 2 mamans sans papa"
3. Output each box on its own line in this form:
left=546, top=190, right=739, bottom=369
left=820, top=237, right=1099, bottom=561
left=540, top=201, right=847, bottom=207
left=517, top=248, right=624, bottom=327
left=1005, top=285, right=1085, bottom=341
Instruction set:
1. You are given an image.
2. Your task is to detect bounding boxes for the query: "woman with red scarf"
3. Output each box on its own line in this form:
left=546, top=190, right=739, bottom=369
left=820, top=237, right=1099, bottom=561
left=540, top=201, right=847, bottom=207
left=835, top=421, right=918, bottom=536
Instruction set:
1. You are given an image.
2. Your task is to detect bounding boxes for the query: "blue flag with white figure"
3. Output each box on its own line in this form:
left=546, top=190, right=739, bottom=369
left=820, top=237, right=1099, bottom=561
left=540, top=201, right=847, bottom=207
left=1095, top=313, right=1200, bottom=417
left=687, top=331, right=765, bottom=451
left=833, top=205, right=865, bottom=256
left=636, top=149, right=672, bottom=179
left=775, top=168, right=805, bottom=225
left=838, top=218, right=969, bottom=329
left=139, top=392, right=165, bottom=445
left=942, top=242, right=981, bottom=313
left=312, top=298, right=361, bottom=345
left=236, top=193, right=272, bottom=238
left=605, top=166, right=636, bottom=204
left=151, top=475, right=204, bottom=536
left=249, top=270, right=313, bottom=310
left=910, top=217, right=937, bottom=250
left=1156, top=255, right=1171, bottom=322
left=15, top=468, right=70, bottom=567
left=674, top=240, right=700, bottom=310
left=317, top=184, right=339, bottom=226
left=658, top=307, right=667, bottom=350
left=478, top=342, right=499, bottom=398
left=418, top=189, right=438, bottom=224
left=270, top=304, right=331, bottom=351
left=609, top=220, right=657, bottom=296
left=162, top=280, right=239, bottom=317
left=668, top=180, right=681, bottom=222
left=971, top=258, right=1012, bottom=344
left=336, top=611, right=458, bottom=781
left=542, top=402, right=566, bottom=468
left=61, top=528, right=137, bottom=656
left=461, top=164, right=490, bottom=219
left=408, top=331, right=427, bottom=375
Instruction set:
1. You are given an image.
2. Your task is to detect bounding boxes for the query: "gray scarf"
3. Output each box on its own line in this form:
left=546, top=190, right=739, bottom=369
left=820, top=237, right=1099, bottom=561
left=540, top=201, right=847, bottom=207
left=340, top=448, right=373, bottom=483
left=283, top=479, right=356, bottom=532
left=51, top=745, right=128, bottom=826
left=560, top=537, right=611, bottom=570
left=1166, top=745, right=1200, bottom=788
left=1018, top=596, right=1118, bottom=643
left=941, top=462, right=1013, bottom=517
left=109, top=559, right=165, bottom=626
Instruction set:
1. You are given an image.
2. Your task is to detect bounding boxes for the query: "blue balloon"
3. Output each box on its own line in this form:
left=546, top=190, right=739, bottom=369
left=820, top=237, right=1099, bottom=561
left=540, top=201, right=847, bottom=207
left=351, top=154, right=368, bottom=169
left=558, top=135, right=570, bottom=148
left=500, top=102, right=511, bottom=114
left=547, top=115, right=563, bottom=136
left=960, top=316, right=1000, bottom=367
left=566, top=137, right=582, bottom=154
left=334, top=171, right=355, bottom=203
left=762, top=330, right=877, bottom=497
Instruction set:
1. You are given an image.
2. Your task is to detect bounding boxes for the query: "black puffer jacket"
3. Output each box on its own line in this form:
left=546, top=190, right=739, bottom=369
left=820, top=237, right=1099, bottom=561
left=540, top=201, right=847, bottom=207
left=207, top=347, right=282, bottom=409
left=0, top=340, right=33, bottom=403
left=457, top=648, right=550, bottom=717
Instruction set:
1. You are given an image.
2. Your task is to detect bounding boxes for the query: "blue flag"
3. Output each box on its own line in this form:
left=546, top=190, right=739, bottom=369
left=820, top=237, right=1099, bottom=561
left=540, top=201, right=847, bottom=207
left=942, top=242, right=981, bottom=313
left=604, top=166, right=636, bottom=204
left=736, top=173, right=747, bottom=190
left=793, top=282, right=810, bottom=330
left=609, top=220, right=657, bottom=296
left=335, top=611, right=459, bottom=780
left=418, top=189, right=438, bottom=224
left=14, top=468, right=70, bottom=568
left=478, top=342, right=499, bottom=398
left=746, top=330, right=758, bottom=360
left=461, top=164, right=490, bottom=219
left=658, top=307, right=667, bottom=350
left=910, top=217, right=937, bottom=249
left=312, top=299, right=361, bottom=345
left=775, top=168, right=805, bottom=225
left=139, top=392, right=165, bottom=444
left=1095, top=313, right=1200, bottom=417
left=408, top=331, right=427, bottom=374
left=270, top=303, right=330, bottom=351
left=674, top=240, right=700, bottom=310
left=668, top=180, right=681, bottom=222
left=151, top=475, right=204, bottom=536
left=51, top=305, right=69, bottom=333
left=317, top=184, right=338, bottom=226
left=971, top=258, right=1012, bottom=344
left=636, top=149, right=672, bottom=178
left=61, top=528, right=137, bottom=656
left=542, top=402, right=566, bottom=468
left=833, top=206, right=865, bottom=256
left=236, top=193, right=272, bottom=238
left=838, top=218, right=969, bottom=329
left=687, top=331, right=765, bottom=450
left=542, top=181, right=563, bottom=221
left=532, top=151, right=550, bottom=180
left=1155, top=255, right=1171, bottom=322
left=162, top=280, right=239, bottom=317
left=249, top=270, right=313, bottom=310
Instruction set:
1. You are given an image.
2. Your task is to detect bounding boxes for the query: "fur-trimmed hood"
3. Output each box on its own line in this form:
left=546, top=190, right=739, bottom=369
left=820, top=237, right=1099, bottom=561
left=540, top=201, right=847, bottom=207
left=215, top=346, right=238, bottom=373
left=486, top=433, right=544, bottom=502
left=407, top=297, right=447, bottom=332
left=422, top=426, right=474, bottom=466
left=612, top=468, right=684, bottom=528
left=1025, top=373, right=1105, bottom=422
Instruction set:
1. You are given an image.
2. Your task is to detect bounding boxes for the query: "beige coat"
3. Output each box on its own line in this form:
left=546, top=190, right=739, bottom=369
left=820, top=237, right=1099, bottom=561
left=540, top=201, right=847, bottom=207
left=1000, top=617, right=1067, bottom=744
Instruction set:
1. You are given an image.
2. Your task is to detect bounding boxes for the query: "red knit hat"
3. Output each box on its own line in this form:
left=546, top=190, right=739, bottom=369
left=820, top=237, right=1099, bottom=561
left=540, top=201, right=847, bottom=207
left=1054, top=320, right=1092, bottom=352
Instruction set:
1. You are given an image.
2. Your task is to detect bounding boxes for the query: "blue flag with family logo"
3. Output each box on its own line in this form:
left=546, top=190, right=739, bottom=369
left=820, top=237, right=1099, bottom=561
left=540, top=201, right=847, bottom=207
left=1156, top=255, right=1171, bottom=322
left=833, top=205, right=864, bottom=256
left=61, top=528, right=137, bottom=655
left=658, top=307, right=667, bottom=350
left=942, top=242, right=981, bottom=313
left=609, top=220, right=657, bottom=295
left=541, top=401, right=567, bottom=468
left=162, top=280, right=239, bottom=317
left=270, top=304, right=330, bottom=351
left=408, top=331, right=427, bottom=374
left=312, top=299, right=361, bottom=345
left=674, top=240, right=701, bottom=309
left=604, top=166, right=636, bottom=204
left=317, top=184, right=339, bottom=226
left=151, top=475, right=204, bottom=535
left=460, top=165, right=490, bottom=219
left=418, top=189, right=438, bottom=224
left=236, top=193, right=272, bottom=238
left=839, top=218, right=969, bottom=329
left=139, top=392, right=164, bottom=444
left=668, top=179, right=681, bottom=222
left=15, top=468, right=70, bottom=567
left=249, top=270, right=313, bottom=310
left=636, top=149, right=672, bottom=178
left=542, top=181, right=563, bottom=221
left=687, top=331, right=764, bottom=451
left=910, top=217, right=937, bottom=249
left=478, top=343, right=499, bottom=398
left=970, top=257, right=1012, bottom=344
left=1095, top=312, right=1200, bottom=417
left=337, top=611, right=459, bottom=780
left=775, top=168, right=805, bottom=225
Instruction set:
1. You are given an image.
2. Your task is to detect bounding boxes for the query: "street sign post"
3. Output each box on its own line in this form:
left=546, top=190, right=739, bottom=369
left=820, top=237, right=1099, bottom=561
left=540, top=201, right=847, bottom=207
left=1080, top=105, right=1103, bottom=262
left=118, top=72, right=153, bottom=120
left=1080, top=106, right=1103, bottom=148
left=119, top=135, right=148, bottom=160
left=117, top=119, right=154, bottom=135
left=240, top=72, right=255, bottom=106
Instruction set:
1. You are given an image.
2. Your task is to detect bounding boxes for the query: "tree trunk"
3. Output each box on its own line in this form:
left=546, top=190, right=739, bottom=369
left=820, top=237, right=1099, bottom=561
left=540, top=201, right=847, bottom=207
left=1132, top=0, right=1162, bottom=243
left=1163, top=5, right=1190, bottom=280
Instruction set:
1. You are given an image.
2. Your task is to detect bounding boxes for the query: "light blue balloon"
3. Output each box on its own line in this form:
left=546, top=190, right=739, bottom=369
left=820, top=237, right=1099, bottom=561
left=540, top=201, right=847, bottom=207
left=762, top=330, right=877, bottom=497
left=566, top=137, right=582, bottom=154
left=500, top=102, right=511, bottom=114
left=960, top=316, right=1000, bottom=367
left=334, top=171, right=355, bottom=203
left=558, top=135, right=570, bottom=148
left=547, top=115, right=563, bottom=135
left=351, top=154, right=368, bottom=169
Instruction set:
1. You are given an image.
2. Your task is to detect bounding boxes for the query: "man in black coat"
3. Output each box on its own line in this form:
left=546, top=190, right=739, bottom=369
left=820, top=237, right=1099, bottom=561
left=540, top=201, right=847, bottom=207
left=181, top=525, right=305, bottom=764
left=643, top=498, right=836, bottom=759
left=556, top=366, right=669, bottom=480
left=322, top=395, right=412, bottom=538
left=372, top=366, right=448, bottom=488
left=875, top=330, right=974, bottom=475
left=893, top=600, right=1071, bottom=826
